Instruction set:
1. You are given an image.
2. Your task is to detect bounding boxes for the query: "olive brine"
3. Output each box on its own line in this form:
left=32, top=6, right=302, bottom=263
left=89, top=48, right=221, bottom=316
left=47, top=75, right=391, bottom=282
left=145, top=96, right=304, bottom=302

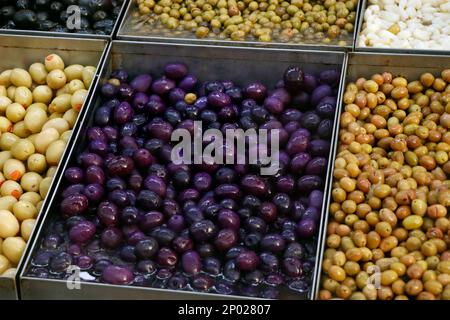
left=29, top=62, right=340, bottom=298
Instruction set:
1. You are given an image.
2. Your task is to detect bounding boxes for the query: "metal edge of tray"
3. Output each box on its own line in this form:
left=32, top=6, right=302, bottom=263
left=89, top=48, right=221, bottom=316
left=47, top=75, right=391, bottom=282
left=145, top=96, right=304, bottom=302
left=309, top=52, right=349, bottom=301
left=116, top=0, right=359, bottom=52
left=312, top=51, right=450, bottom=300
left=354, top=0, right=450, bottom=56
left=20, top=40, right=346, bottom=300
left=0, top=34, right=109, bottom=300
left=0, top=0, right=130, bottom=40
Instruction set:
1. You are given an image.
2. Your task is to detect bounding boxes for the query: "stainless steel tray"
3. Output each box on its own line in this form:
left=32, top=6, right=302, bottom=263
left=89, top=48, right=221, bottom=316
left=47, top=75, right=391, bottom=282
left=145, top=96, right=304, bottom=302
left=20, top=40, right=346, bottom=300
left=117, top=0, right=361, bottom=51
left=354, top=0, right=450, bottom=55
left=0, top=0, right=129, bottom=40
left=313, top=52, right=450, bottom=299
left=0, top=34, right=108, bottom=300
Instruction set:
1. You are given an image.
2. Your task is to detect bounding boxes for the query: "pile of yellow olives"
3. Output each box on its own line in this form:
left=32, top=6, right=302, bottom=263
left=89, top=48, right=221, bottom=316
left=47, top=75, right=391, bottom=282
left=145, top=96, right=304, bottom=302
left=0, top=54, right=96, bottom=276
left=320, top=69, right=450, bottom=300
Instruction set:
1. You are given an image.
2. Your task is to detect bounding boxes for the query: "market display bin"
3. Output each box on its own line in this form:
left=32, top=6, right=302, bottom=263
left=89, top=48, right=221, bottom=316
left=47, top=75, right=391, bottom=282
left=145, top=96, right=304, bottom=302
left=20, top=41, right=346, bottom=300
left=354, top=0, right=450, bottom=55
left=0, top=34, right=108, bottom=300
left=117, top=0, right=361, bottom=51
left=0, top=0, right=129, bottom=40
left=313, top=52, right=450, bottom=299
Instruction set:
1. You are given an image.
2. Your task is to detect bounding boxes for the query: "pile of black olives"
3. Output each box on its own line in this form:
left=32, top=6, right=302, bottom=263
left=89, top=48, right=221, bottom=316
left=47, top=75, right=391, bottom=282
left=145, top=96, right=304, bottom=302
left=0, top=0, right=124, bottom=34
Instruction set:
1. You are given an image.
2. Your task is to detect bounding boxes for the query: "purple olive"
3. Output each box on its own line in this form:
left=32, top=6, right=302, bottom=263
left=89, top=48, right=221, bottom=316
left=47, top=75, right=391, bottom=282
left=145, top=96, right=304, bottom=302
left=311, top=84, right=332, bottom=106
left=61, top=194, right=88, bottom=216
left=290, top=152, right=311, bottom=172
left=297, top=175, right=323, bottom=194
left=305, top=157, right=327, bottom=176
left=83, top=183, right=104, bottom=202
left=156, top=247, right=178, bottom=267
left=130, top=74, right=152, bottom=92
left=283, top=66, right=304, bottom=92
left=309, top=139, right=331, bottom=157
left=88, top=139, right=108, bottom=156
left=140, top=211, right=164, bottom=231
left=319, top=69, right=340, bottom=85
left=169, top=88, right=186, bottom=104
left=101, top=265, right=134, bottom=285
left=215, top=184, right=241, bottom=200
left=259, top=202, right=278, bottom=223
left=244, top=82, right=267, bottom=102
left=264, top=96, right=284, bottom=114
left=97, top=201, right=119, bottom=226
left=135, top=238, right=159, bottom=259
left=240, top=175, right=269, bottom=197
left=114, top=101, right=133, bottom=124
left=286, top=129, right=311, bottom=155
left=143, top=175, right=166, bottom=197
left=207, top=91, right=231, bottom=108
left=64, top=167, right=84, bottom=184
left=276, top=175, right=295, bottom=194
left=101, top=227, right=123, bottom=249
left=151, top=78, right=176, bottom=95
left=164, top=63, right=188, bottom=80
left=236, top=250, right=260, bottom=271
left=282, top=257, right=303, bottom=277
left=308, top=190, right=324, bottom=210
left=178, top=74, right=197, bottom=91
left=190, top=220, right=217, bottom=241
left=217, top=209, right=240, bottom=230
left=303, top=73, right=318, bottom=93
left=78, top=152, right=103, bottom=167
left=107, top=156, right=134, bottom=177
left=147, top=119, right=173, bottom=142
left=260, top=234, right=286, bottom=253
left=181, top=250, right=201, bottom=275
left=316, top=96, right=336, bottom=118
left=69, top=221, right=96, bottom=243
left=296, top=218, right=317, bottom=238
left=86, top=165, right=105, bottom=185
left=172, top=236, right=193, bottom=253
left=214, top=229, right=237, bottom=251
left=132, top=92, right=149, bottom=110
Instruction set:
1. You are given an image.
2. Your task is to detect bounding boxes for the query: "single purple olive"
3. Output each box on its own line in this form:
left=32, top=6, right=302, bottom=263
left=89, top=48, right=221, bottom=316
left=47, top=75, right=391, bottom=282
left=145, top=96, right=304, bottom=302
left=101, top=265, right=134, bottom=285
left=236, top=250, right=260, bottom=271
left=69, top=221, right=96, bottom=244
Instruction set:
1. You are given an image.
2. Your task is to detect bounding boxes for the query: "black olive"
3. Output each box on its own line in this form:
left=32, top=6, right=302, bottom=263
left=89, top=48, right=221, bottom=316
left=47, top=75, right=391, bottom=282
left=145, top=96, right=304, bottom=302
left=79, top=6, right=90, bottom=17
left=37, top=19, right=57, bottom=30
left=16, top=0, right=30, bottom=10
left=62, top=0, right=77, bottom=5
left=89, top=0, right=112, bottom=12
left=49, top=2, right=63, bottom=15
left=3, top=20, right=16, bottom=29
left=13, top=9, right=37, bottom=29
left=36, top=11, right=49, bottom=21
left=93, top=18, right=114, bottom=30
left=59, top=10, right=69, bottom=22
left=35, top=0, right=51, bottom=9
left=50, top=25, right=69, bottom=32
left=92, top=10, right=107, bottom=21
left=79, top=16, right=90, bottom=29
left=0, top=6, right=15, bottom=21
left=112, top=5, right=121, bottom=17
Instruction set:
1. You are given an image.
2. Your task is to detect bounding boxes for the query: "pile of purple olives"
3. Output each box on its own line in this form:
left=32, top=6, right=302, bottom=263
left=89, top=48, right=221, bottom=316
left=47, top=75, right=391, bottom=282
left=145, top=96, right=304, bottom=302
left=28, top=62, right=340, bottom=299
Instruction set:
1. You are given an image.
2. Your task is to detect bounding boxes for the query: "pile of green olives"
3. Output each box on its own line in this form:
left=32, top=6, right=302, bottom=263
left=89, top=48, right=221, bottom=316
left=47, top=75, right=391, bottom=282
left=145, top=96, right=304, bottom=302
left=131, top=0, right=358, bottom=45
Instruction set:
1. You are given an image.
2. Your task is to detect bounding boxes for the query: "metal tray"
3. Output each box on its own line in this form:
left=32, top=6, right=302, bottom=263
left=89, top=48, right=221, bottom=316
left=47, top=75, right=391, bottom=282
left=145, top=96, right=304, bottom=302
left=354, top=0, right=450, bottom=55
left=0, top=0, right=129, bottom=40
left=20, top=40, right=346, bottom=300
left=117, top=0, right=361, bottom=51
left=313, top=52, right=450, bottom=299
left=0, top=34, right=108, bottom=300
